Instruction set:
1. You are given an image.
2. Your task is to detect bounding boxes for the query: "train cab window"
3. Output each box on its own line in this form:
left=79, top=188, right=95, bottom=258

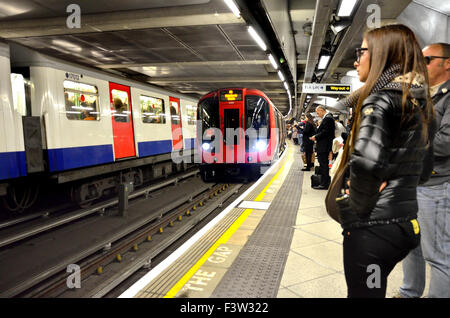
left=186, top=104, right=197, bottom=125
left=245, top=95, right=271, bottom=151
left=140, top=95, right=166, bottom=124
left=63, top=80, right=99, bottom=121
left=111, top=89, right=130, bottom=123
left=245, top=95, right=270, bottom=132
left=198, top=96, right=219, bottom=134
left=170, top=100, right=180, bottom=125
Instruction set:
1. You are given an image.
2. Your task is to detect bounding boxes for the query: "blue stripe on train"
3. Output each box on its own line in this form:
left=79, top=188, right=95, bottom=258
left=138, top=140, right=172, bottom=157
left=0, top=151, right=27, bottom=180
left=47, top=144, right=114, bottom=172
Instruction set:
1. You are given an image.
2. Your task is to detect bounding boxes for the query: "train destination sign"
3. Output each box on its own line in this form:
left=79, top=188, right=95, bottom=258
left=302, top=83, right=352, bottom=94
left=220, top=89, right=243, bottom=102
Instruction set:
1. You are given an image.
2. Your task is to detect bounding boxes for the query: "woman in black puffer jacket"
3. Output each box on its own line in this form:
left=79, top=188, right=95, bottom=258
left=332, top=24, right=435, bottom=298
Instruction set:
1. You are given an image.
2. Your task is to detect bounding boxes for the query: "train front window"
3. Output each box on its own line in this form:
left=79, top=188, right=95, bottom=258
left=63, top=80, right=99, bottom=121
left=198, top=96, right=219, bottom=133
left=245, top=95, right=269, bottom=132
left=245, top=95, right=270, bottom=151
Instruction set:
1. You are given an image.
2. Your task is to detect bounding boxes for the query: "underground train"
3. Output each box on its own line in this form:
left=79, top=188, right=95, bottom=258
left=197, top=88, right=286, bottom=181
left=0, top=42, right=198, bottom=212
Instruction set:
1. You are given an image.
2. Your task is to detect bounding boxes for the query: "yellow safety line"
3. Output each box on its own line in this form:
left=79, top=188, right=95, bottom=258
left=163, top=145, right=293, bottom=298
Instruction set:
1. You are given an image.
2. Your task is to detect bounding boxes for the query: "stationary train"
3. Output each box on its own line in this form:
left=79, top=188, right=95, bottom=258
left=0, top=42, right=198, bottom=212
left=197, top=88, right=286, bottom=181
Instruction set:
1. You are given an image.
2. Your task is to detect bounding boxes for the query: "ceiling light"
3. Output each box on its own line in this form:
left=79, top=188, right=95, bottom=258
left=278, top=70, right=285, bottom=82
left=317, top=55, right=331, bottom=70
left=224, top=0, right=240, bottom=18
left=248, top=26, right=267, bottom=51
left=268, top=54, right=278, bottom=69
left=337, top=0, right=358, bottom=17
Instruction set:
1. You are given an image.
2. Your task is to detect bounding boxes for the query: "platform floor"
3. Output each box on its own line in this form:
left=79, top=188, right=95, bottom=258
left=120, top=142, right=431, bottom=298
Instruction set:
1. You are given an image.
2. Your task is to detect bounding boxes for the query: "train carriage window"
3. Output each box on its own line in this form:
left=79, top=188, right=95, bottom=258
left=186, top=104, right=197, bottom=125
left=111, top=89, right=130, bottom=123
left=63, top=80, right=99, bottom=121
left=140, top=95, right=166, bottom=124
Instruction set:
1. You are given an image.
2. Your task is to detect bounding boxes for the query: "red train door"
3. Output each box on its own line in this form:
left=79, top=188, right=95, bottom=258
left=109, top=82, right=136, bottom=159
left=169, top=96, right=183, bottom=150
left=219, top=89, right=245, bottom=163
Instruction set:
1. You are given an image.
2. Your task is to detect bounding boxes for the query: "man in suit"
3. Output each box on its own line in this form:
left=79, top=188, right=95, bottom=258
left=310, top=105, right=335, bottom=189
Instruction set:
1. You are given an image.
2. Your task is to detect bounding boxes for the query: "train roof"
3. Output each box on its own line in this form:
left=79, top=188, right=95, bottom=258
left=8, top=43, right=198, bottom=104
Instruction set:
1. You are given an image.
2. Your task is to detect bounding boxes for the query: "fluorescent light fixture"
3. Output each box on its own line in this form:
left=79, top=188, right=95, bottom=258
left=52, top=39, right=82, bottom=52
left=283, top=82, right=288, bottom=90
left=224, top=0, right=240, bottom=18
left=268, top=54, right=278, bottom=69
left=248, top=26, right=267, bottom=51
left=317, top=55, right=331, bottom=70
left=337, top=0, right=358, bottom=17
left=278, top=70, right=285, bottom=82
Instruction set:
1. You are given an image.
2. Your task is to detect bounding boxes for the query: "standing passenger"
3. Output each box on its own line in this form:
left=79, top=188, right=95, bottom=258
left=397, top=42, right=450, bottom=298
left=332, top=24, right=435, bottom=298
left=310, top=105, right=335, bottom=189
left=302, top=114, right=316, bottom=171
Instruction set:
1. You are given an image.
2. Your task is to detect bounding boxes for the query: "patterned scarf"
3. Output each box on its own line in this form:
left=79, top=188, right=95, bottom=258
left=339, top=64, right=425, bottom=109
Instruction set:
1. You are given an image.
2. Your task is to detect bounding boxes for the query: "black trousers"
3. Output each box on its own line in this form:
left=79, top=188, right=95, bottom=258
left=343, top=221, right=420, bottom=298
left=305, top=151, right=314, bottom=168
left=317, top=151, right=330, bottom=186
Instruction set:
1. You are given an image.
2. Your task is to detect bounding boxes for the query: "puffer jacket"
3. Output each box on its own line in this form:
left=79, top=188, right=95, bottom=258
left=338, top=86, right=435, bottom=229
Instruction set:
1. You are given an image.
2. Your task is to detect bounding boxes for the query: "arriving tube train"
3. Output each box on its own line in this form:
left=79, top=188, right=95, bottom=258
left=197, top=88, right=286, bottom=181
left=0, top=42, right=198, bottom=212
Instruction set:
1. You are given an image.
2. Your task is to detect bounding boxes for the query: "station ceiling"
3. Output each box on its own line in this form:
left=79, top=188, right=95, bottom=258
left=0, top=0, right=414, bottom=116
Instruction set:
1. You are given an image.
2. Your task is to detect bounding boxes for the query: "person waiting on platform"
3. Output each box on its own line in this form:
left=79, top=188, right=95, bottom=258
left=292, top=125, right=299, bottom=145
left=396, top=42, right=450, bottom=298
left=309, top=105, right=335, bottom=189
left=331, top=24, right=435, bottom=298
left=302, top=113, right=316, bottom=171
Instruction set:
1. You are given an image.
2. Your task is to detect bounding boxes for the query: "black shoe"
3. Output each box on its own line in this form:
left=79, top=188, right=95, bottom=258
left=301, top=168, right=310, bottom=171
left=313, top=184, right=329, bottom=190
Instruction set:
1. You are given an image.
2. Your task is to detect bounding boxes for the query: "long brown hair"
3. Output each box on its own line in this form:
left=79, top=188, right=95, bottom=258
left=334, top=24, right=433, bottom=179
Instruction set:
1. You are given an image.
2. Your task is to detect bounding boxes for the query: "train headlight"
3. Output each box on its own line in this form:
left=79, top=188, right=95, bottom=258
left=202, top=143, right=211, bottom=151
left=255, top=140, right=267, bottom=151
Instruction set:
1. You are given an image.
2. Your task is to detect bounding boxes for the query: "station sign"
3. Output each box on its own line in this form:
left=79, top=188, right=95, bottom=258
left=302, top=83, right=352, bottom=94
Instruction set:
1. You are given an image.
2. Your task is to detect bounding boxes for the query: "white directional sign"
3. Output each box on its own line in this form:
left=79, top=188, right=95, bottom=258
left=302, top=83, right=352, bottom=94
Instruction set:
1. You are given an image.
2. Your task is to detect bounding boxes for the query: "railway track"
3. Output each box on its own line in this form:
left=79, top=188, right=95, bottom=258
left=0, top=169, right=248, bottom=298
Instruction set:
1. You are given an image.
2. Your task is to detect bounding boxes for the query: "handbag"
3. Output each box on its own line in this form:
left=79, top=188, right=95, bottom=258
left=325, top=162, right=348, bottom=223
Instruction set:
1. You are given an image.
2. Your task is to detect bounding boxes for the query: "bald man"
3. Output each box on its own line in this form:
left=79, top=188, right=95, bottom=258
left=310, top=105, right=335, bottom=189
left=398, top=42, right=450, bottom=298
